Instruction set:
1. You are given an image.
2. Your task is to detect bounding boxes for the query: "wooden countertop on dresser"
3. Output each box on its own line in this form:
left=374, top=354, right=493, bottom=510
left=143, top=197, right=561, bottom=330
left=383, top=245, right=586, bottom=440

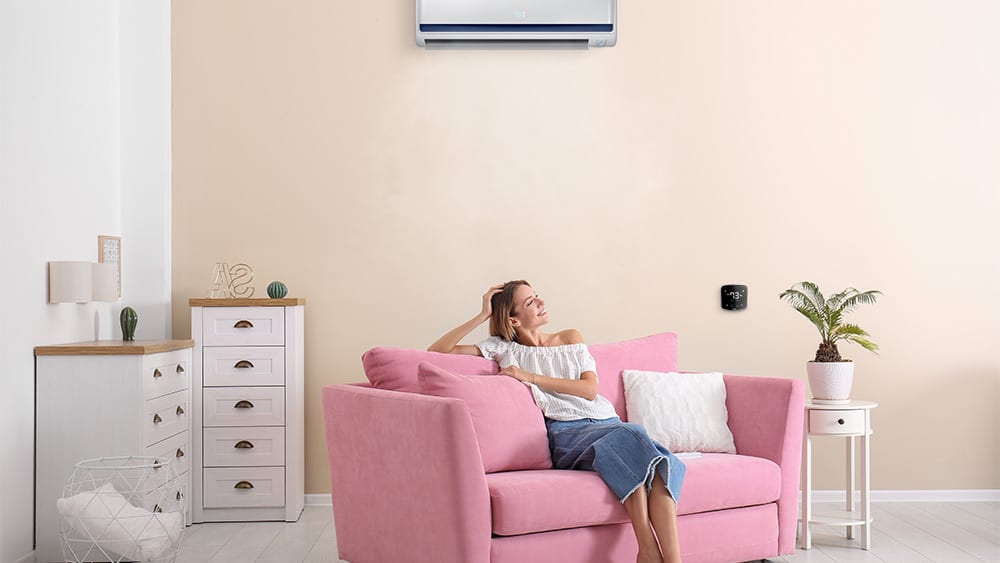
left=189, top=298, right=306, bottom=307
left=35, top=339, right=195, bottom=356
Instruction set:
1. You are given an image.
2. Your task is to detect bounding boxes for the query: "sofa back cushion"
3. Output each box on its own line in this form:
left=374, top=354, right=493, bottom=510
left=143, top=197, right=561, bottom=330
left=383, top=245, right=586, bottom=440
left=360, top=333, right=678, bottom=463
left=590, top=332, right=679, bottom=419
left=417, top=362, right=552, bottom=473
left=362, top=347, right=499, bottom=393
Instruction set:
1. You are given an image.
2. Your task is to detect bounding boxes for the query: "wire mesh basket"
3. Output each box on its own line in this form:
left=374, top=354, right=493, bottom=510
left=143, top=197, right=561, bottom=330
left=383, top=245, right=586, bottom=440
left=59, top=456, right=185, bottom=563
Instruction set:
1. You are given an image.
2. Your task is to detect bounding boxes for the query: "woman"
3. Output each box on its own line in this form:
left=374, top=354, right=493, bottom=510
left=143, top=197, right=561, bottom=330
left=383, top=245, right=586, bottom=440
left=428, top=280, right=685, bottom=563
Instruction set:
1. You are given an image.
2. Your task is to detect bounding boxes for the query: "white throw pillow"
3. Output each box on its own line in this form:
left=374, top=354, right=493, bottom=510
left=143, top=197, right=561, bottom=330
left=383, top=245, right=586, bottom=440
left=622, top=370, right=736, bottom=454
left=56, top=482, right=182, bottom=561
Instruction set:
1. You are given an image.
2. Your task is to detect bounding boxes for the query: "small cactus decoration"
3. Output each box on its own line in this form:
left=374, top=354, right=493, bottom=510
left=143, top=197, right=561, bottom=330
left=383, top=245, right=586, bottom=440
left=267, top=281, right=288, bottom=299
left=120, top=306, right=138, bottom=341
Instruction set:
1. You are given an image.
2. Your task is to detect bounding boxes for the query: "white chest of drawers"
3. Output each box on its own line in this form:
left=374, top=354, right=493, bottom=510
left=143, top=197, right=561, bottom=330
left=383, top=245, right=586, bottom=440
left=34, top=340, right=194, bottom=563
left=190, top=298, right=305, bottom=522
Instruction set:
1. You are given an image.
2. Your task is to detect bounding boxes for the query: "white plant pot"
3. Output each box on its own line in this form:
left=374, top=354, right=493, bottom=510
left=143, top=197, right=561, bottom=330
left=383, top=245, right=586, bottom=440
left=806, top=361, right=854, bottom=405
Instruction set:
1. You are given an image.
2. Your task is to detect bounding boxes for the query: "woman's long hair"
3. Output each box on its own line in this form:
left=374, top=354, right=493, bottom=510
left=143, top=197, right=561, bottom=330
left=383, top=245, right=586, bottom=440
left=489, top=280, right=530, bottom=342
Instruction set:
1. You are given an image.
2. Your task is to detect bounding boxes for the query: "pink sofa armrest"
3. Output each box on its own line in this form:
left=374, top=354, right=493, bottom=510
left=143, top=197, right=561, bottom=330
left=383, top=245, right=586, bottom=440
left=323, top=384, right=492, bottom=563
left=724, top=374, right=805, bottom=556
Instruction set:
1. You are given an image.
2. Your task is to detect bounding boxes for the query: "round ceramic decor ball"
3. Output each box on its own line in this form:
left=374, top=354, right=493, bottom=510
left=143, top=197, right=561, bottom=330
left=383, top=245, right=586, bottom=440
left=267, top=281, right=288, bottom=299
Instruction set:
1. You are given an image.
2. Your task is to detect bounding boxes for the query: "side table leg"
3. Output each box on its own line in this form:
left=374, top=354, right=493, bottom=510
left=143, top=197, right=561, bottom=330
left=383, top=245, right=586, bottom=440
left=862, top=429, right=872, bottom=549
left=802, top=433, right=812, bottom=550
left=847, top=435, right=855, bottom=540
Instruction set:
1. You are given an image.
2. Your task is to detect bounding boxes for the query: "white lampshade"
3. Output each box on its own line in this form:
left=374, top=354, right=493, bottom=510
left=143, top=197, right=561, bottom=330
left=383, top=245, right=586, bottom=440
left=48, top=261, right=93, bottom=303
left=91, top=262, right=118, bottom=302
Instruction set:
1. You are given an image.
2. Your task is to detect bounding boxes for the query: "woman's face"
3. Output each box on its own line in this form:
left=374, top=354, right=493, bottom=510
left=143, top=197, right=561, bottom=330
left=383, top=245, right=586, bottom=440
left=510, top=283, right=548, bottom=330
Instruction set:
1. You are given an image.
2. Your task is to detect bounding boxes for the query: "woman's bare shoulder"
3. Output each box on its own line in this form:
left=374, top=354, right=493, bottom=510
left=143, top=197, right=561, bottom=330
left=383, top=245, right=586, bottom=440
left=553, top=328, right=585, bottom=345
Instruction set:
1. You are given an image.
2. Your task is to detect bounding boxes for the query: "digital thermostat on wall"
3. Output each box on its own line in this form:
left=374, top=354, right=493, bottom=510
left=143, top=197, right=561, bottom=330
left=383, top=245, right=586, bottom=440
left=721, top=285, right=748, bottom=311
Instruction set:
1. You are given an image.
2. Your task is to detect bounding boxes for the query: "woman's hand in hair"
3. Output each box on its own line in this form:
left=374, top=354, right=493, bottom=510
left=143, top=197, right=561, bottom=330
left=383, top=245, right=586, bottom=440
left=480, top=284, right=505, bottom=320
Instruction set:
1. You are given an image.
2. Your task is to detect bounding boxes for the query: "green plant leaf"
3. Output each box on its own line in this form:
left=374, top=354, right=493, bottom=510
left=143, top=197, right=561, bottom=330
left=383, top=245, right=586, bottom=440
left=779, top=287, right=826, bottom=338
left=830, top=323, right=870, bottom=339
left=837, top=290, right=882, bottom=315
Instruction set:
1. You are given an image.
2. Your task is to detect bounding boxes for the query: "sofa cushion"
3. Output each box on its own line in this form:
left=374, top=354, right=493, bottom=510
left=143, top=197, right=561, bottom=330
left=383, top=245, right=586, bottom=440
left=363, top=347, right=499, bottom=393
left=486, top=453, right=780, bottom=536
left=589, top=332, right=679, bottom=419
left=623, top=370, right=737, bottom=454
left=487, top=470, right=625, bottom=536
left=417, top=362, right=552, bottom=473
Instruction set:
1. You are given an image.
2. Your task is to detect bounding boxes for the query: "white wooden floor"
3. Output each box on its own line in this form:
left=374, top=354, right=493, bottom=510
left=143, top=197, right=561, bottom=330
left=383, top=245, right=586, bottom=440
left=175, top=502, right=999, bottom=563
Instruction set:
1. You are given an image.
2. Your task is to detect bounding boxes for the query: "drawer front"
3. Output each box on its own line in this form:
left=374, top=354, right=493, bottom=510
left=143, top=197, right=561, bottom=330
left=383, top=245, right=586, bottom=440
left=203, top=347, right=285, bottom=387
left=139, top=469, right=188, bottom=515
left=203, top=387, right=285, bottom=427
left=203, top=467, right=285, bottom=508
left=809, top=409, right=866, bottom=435
left=145, top=429, right=191, bottom=478
left=143, top=390, right=190, bottom=447
left=142, top=350, right=190, bottom=400
left=203, top=427, right=285, bottom=467
left=202, top=307, right=285, bottom=347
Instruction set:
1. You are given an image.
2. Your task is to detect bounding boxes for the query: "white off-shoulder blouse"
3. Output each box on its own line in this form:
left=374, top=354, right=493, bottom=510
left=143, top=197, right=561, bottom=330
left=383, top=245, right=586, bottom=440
left=477, top=336, right=619, bottom=422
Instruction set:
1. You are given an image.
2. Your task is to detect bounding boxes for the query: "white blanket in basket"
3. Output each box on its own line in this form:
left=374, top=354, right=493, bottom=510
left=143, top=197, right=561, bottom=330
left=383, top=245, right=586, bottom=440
left=57, top=482, right=182, bottom=561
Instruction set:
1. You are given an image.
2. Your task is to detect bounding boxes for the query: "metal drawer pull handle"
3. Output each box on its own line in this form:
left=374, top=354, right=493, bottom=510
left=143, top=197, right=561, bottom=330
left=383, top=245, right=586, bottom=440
left=153, top=369, right=162, bottom=378
left=234, top=400, right=255, bottom=409
left=176, top=491, right=182, bottom=501
left=153, top=459, right=162, bottom=470
left=176, top=406, right=185, bottom=415
left=153, top=414, right=163, bottom=424
left=837, top=418, right=846, bottom=425
left=234, top=360, right=255, bottom=369
left=176, top=448, right=184, bottom=458
left=234, top=320, right=254, bottom=329
left=153, top=504, right=162, bottom=513
left=235, top=440, right=255, bottom=449
left=234, top=480, right=254, bottom=490
left=176, top=364, right=185, bottom=373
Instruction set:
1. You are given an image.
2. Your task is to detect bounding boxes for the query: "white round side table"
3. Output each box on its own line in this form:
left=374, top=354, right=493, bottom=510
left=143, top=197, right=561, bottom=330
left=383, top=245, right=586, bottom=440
left=800, top=399, right=878, bottom=550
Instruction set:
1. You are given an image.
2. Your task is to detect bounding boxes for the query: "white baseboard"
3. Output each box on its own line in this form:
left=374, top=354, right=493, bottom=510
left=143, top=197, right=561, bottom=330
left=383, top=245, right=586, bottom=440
left=807, top=489, right=1000, bottom=503
left=306, top=490, right=1000, bottom=508
left=306, top=493, right=334, bottom=506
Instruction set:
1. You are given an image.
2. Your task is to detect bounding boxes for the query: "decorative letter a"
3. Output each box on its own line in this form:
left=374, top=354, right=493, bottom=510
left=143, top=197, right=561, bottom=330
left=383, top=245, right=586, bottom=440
left=210, top=262, right=233, bottom=298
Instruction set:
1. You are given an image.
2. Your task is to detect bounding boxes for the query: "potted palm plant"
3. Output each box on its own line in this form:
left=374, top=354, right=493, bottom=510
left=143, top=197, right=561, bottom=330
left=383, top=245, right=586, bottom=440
left=779, top=282, right=882, bottom=404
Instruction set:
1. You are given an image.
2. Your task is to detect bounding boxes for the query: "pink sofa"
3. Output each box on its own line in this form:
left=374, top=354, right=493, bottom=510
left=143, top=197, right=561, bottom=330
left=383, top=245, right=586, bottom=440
left=322, top=333, right=804, bottom=563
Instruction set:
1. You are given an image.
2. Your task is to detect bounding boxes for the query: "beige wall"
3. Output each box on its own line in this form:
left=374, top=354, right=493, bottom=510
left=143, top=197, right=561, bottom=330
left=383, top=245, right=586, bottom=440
left=172, top=1, right=999, bottom=493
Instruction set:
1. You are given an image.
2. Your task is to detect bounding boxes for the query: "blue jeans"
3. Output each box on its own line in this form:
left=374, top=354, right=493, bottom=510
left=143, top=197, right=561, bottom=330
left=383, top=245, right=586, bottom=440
left=545, top=417, right=685, bottom=503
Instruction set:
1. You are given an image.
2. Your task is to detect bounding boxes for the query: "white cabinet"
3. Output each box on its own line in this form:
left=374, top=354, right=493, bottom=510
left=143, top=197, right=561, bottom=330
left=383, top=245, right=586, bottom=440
left=190, top=298, right=305, bottom=523
left=34, top=340, right=194, bottom=563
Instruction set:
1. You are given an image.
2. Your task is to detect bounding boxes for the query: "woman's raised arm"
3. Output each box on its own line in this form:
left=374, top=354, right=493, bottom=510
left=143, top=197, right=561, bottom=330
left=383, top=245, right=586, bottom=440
left=427, top=284, right=503, bottom=355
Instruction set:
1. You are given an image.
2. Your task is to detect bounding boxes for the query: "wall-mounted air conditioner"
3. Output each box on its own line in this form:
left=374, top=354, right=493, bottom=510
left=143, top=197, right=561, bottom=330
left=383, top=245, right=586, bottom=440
left=416, top=0, right=617, bottom=48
